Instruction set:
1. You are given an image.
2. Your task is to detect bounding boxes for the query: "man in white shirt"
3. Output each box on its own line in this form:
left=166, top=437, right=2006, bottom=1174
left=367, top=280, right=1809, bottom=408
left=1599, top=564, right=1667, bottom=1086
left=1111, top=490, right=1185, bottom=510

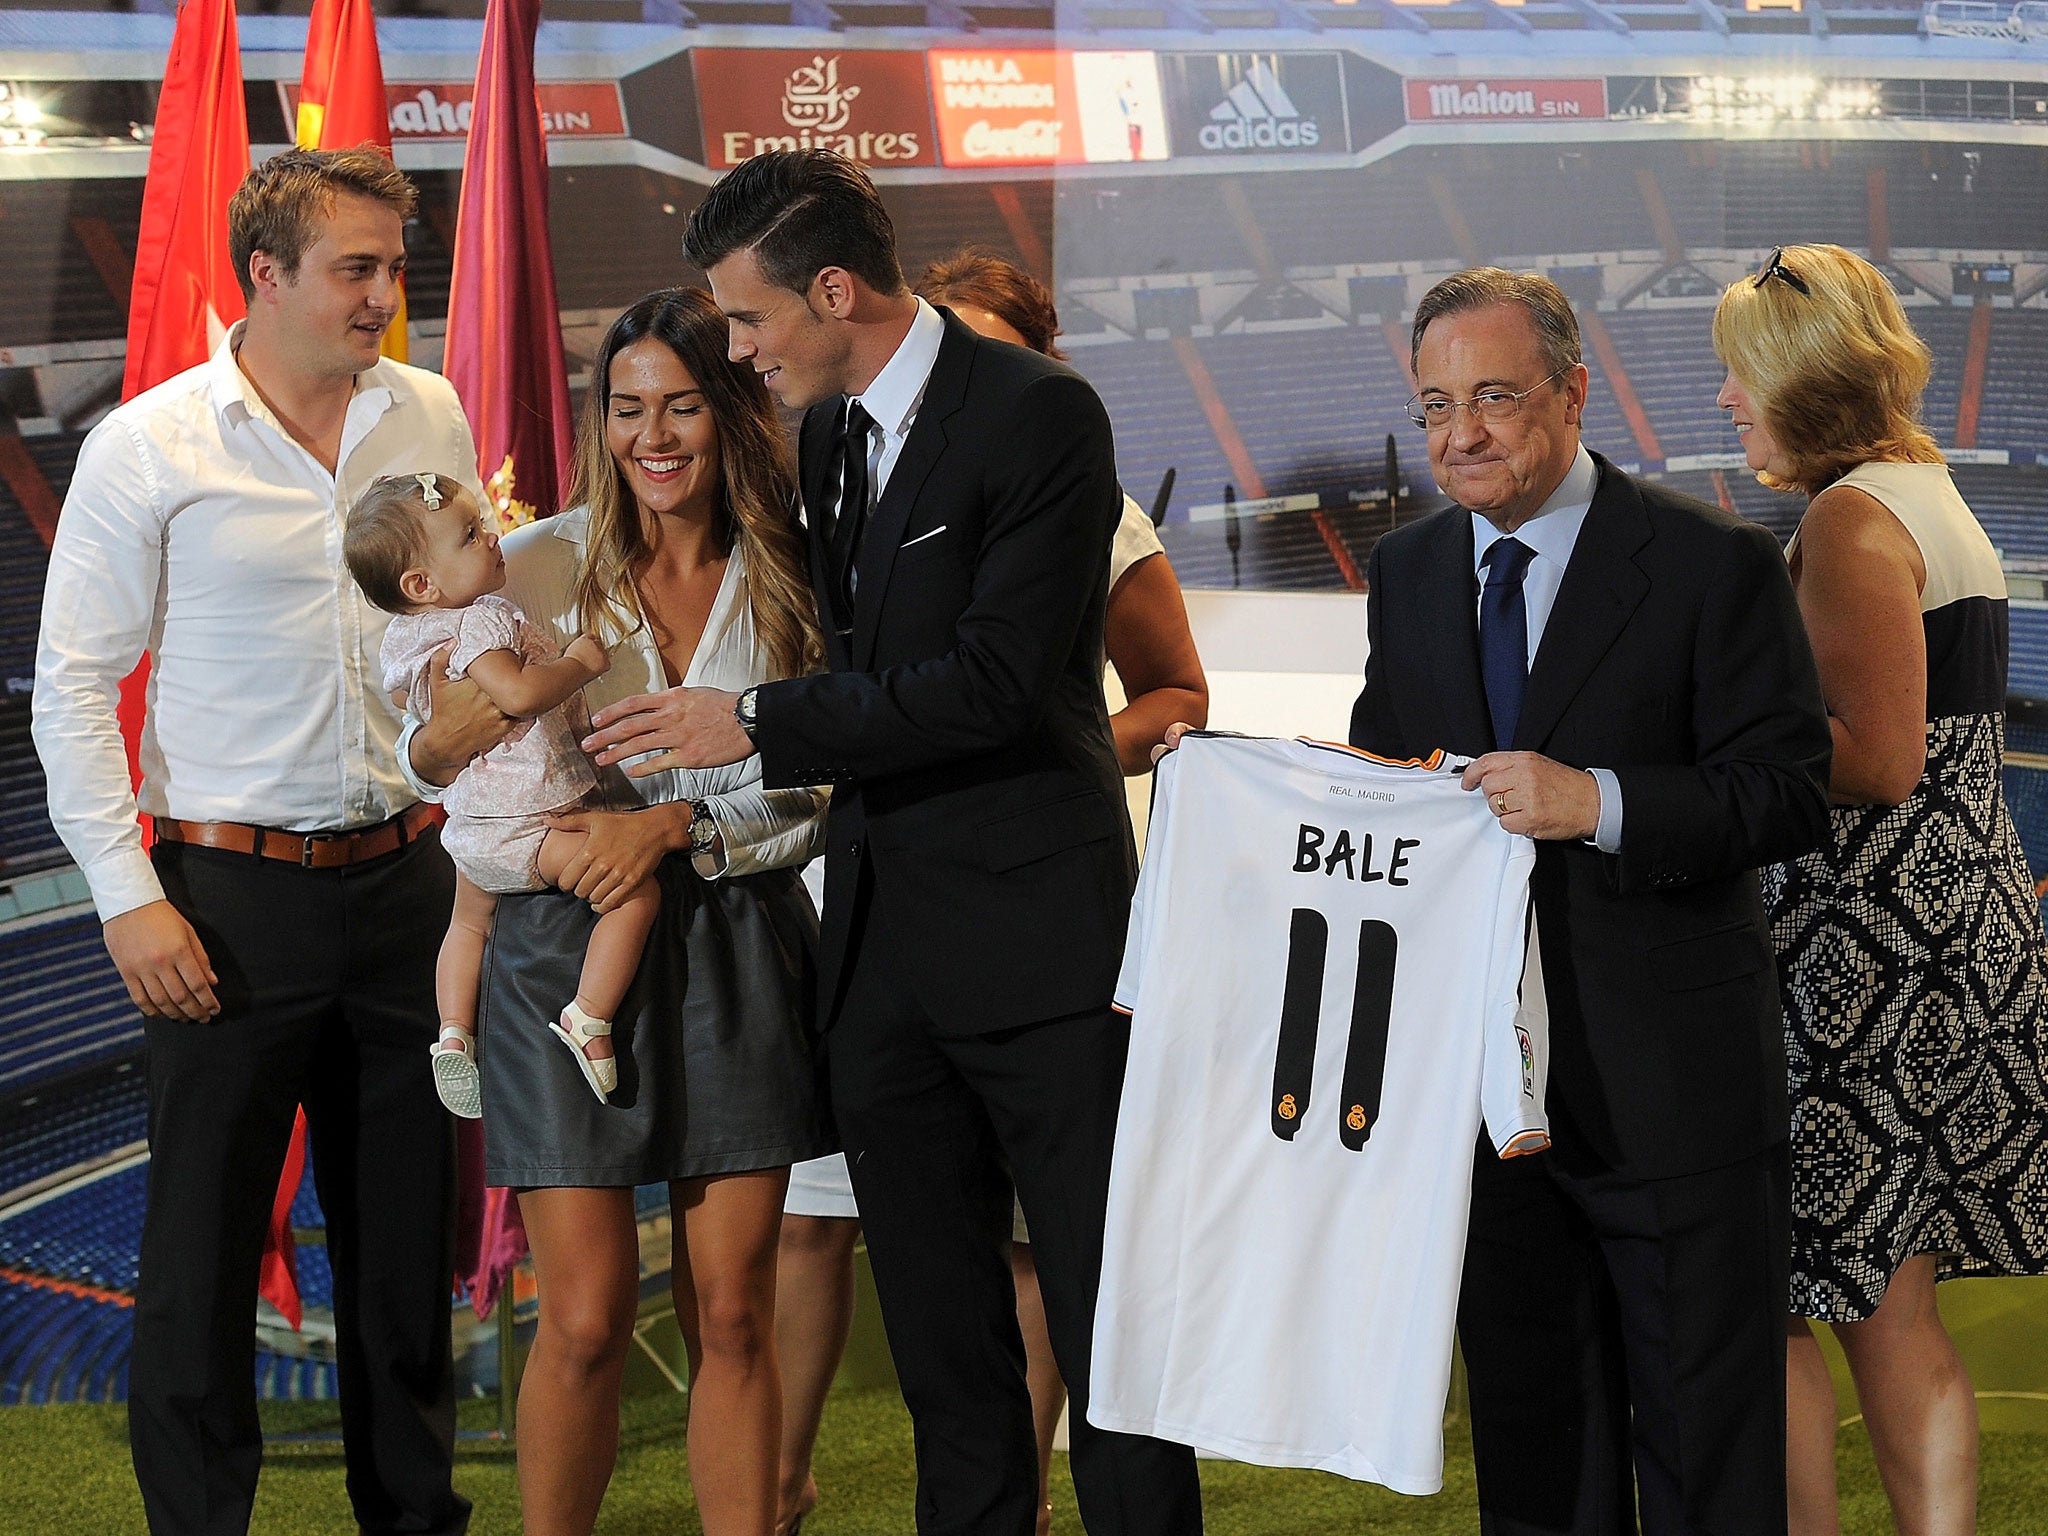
left=34, top=147, right=482, bottom=1536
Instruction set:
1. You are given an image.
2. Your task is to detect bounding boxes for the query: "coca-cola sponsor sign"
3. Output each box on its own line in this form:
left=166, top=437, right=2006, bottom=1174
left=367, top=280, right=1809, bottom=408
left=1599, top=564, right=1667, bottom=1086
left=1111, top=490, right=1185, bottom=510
left=1403, top=78, right=1607, bottom=123
left=927, top=50, right=1166, bottom=167
left=276, top=81, right=627, bottom=142
left=695, top=50, right=936, bottom=168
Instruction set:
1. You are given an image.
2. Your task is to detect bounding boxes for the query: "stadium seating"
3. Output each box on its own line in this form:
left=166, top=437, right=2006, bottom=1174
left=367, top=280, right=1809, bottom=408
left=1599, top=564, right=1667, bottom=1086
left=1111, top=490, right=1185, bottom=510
left=0, top=1161, right=145, bottom=1293
left=1065, top=341, right=1236, bottom=521
left=0, top=1065, right=145, bottom=1199
left=1192, top=326, right=1414, bottom=502
left=0, top=179, right=135, bottom=352
left=0, top=1276, right=132, bottom=1406
left=1978, top=311, right=2048, bottom=450
left=0, top=912, right=144, bottom=1096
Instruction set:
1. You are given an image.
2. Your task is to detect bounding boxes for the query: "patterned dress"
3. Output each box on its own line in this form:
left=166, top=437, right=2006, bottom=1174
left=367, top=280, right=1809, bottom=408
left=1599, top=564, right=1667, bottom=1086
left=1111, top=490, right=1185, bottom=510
left=1765, top=461, right=2048, bottom=1323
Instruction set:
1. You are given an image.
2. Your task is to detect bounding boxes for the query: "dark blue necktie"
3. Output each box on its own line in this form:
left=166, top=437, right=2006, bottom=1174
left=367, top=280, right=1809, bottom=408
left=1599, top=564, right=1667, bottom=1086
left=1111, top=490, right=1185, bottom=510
left=1479, top=536, right=1535, bottom=750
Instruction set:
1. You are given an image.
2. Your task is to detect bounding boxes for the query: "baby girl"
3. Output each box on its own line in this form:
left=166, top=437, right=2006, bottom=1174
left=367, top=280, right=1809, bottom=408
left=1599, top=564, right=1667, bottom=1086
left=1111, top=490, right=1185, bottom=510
left=344, top=471, right=659, bottom=1117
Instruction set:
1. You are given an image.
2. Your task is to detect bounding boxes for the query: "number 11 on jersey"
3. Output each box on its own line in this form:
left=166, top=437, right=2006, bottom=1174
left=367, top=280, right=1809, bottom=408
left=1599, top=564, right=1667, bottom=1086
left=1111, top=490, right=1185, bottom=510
left=1270, top=909, right=1398, bottom=1151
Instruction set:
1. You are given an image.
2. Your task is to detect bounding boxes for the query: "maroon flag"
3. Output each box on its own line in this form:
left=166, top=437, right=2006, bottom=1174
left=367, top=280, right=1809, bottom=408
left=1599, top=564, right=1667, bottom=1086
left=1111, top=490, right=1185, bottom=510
left=442, top=0, right=571, bottom=530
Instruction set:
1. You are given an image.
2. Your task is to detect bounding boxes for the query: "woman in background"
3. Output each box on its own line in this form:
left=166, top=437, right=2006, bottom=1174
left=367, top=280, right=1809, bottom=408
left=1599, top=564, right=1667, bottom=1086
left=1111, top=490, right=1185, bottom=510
left=1715, top=243, right=2048, bottom=1536
left=771, top=250, right=1210, bottom=1536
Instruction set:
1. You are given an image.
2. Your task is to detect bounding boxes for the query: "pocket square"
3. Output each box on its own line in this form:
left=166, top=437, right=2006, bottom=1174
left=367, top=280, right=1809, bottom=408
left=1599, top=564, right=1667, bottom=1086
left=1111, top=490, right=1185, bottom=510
left=900, top=525, right=949, bottom=550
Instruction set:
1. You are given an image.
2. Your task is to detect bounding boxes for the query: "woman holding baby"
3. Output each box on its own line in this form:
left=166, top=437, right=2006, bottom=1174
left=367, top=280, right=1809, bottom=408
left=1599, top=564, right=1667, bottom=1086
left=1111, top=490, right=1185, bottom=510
left=396, top=287, right=829, bottom=1536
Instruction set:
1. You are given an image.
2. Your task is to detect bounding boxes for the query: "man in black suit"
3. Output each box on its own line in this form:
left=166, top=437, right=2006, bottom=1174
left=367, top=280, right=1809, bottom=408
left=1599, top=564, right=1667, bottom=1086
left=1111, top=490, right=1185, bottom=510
left=583, top=150, right=1202, bottom=1536
left=1348, top=269, right=1830, bottom=1533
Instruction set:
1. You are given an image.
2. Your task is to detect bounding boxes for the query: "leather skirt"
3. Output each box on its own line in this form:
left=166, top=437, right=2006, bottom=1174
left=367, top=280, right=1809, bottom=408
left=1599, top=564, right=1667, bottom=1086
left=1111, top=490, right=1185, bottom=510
left=476, top=858, right=832, bottom=1187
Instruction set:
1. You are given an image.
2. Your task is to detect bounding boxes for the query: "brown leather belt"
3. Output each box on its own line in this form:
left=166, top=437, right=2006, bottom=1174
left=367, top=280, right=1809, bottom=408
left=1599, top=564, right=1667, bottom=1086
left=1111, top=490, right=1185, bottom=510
left=154, top=802, right=444, bottom=869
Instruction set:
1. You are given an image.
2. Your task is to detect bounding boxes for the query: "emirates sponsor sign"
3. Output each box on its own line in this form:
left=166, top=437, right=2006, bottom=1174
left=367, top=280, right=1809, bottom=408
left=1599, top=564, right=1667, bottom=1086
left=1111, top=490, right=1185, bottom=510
left=1403, top=78, right=1607, bottom=123
left=694, top=50, right=936, bottom=168
left=276, top=81, right=626, bottom=142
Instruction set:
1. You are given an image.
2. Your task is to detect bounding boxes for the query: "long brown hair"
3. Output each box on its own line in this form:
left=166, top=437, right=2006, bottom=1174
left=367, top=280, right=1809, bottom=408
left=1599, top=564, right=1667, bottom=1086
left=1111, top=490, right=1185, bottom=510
left=566, top=288, right=821, bottom=680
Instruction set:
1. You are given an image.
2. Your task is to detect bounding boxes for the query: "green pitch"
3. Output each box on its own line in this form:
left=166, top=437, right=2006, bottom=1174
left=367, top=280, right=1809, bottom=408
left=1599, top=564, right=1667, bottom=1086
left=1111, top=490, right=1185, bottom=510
left=3, top=1386, right=2046, bottom=1535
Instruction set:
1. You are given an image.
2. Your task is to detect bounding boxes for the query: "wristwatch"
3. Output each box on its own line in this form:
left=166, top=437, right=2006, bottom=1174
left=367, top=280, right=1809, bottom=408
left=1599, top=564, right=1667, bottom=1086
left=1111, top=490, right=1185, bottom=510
left=687, top=797, right=725, bottom=876
left=734, top=685, right=760, bottom=741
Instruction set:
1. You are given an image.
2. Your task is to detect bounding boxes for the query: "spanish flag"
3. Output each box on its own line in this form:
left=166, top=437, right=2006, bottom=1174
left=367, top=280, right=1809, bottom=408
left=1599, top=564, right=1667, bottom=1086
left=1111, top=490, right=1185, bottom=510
left=123, top=0, right=248, bottom=401
left=297, top=0, right=407, bottom=362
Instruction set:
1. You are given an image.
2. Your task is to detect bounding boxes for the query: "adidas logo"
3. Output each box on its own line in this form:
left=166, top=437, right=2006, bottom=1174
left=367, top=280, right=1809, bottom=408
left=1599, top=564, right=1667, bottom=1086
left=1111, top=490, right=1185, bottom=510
left=1200, top=62, right=1322, bottom=152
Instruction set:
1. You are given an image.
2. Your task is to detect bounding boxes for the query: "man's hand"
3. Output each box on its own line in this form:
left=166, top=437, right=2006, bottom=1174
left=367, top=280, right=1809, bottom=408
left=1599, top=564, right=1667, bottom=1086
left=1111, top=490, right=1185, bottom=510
left=1462, top=751, right=1601, bottom=841
left=105, top=901, right=219, bottom=1021
left=411, top=644, right=518, bottom=788
left=565, top=633, right=610, bottom=678
left=583, top=687, right=749, bottom=777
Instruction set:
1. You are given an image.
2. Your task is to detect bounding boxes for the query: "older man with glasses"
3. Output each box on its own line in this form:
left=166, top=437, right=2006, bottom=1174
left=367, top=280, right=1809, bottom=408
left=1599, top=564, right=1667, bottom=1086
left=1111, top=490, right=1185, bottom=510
left=1350, top=266, right=1833, bottom=1535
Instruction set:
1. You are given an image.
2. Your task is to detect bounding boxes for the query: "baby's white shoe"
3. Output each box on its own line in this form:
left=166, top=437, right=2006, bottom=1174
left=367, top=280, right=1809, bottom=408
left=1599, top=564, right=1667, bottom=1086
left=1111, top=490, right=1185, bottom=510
left=430, top=1023, right=482, bottom=1119
left=547, top=1001, right=617, bottom=1104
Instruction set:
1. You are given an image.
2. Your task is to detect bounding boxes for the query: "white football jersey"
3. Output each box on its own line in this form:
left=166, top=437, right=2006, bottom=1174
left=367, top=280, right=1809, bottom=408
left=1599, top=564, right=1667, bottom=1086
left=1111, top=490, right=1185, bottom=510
left=1089, top=733, right=1546, bottom=1494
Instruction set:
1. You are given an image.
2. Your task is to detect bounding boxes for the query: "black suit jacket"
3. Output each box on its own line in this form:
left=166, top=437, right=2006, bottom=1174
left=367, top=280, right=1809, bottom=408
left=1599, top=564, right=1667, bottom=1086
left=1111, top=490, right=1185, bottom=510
left=752, top=309, right=1133, bottom=1035
left=1348, top=454, right=1831, bottom=1180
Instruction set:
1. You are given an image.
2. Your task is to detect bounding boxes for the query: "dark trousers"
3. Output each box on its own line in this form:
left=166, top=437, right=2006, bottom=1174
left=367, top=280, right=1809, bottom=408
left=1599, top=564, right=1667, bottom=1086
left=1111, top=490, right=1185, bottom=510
left=128, top=833, right=469, bottom=1536
left=1459, top=1131, right=1790, bottom=1536
left=826, top=883, right=1203, bottom=1536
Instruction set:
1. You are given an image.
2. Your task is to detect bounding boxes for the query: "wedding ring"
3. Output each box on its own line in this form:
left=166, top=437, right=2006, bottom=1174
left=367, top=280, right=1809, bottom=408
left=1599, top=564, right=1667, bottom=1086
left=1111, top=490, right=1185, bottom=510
left=1493, top=793, right=1508, bottom=814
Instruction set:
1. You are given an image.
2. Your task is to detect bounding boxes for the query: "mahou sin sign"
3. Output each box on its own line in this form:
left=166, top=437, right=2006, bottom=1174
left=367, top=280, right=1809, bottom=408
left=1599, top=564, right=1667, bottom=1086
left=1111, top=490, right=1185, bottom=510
left=694, top=50, right=938, bottom=168
left=276, top=81, right=626, bottom=142
left=1403, top=78, right=1608, bottom=123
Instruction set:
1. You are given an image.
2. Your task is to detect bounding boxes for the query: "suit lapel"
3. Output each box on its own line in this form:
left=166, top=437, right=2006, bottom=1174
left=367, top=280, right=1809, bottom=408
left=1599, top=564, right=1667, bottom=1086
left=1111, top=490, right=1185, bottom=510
left=1409, top=509, right=1496, bottom=754
left=1515, top=455, right=1652, bottom=752
left=851, top=311, right=975, bottom=670
left=796, top=400, right=851, bottom=671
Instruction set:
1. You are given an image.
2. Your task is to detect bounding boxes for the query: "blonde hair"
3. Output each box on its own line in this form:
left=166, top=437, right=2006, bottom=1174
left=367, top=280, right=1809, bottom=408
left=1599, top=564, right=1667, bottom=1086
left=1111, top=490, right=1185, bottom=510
left=344, top=472, right=450, bottom=614
left=1712, top=243, right=1943, bottom=496
left=567, top=289, right=821, bottom=681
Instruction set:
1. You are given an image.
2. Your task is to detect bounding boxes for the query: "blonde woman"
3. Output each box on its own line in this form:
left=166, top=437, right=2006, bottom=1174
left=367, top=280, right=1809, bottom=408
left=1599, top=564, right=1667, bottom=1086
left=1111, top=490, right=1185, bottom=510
left=1715, top=244, right=2048, bottom=1536
left=405, top=288, right=830, bottom=1536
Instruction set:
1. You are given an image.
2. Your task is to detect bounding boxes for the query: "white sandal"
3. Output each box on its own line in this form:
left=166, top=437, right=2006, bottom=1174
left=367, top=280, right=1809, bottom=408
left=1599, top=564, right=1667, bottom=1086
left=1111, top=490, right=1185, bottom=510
left=548, top=1001, right=617, bottom=1104
left=429, top=1024, right=482, bottom=1119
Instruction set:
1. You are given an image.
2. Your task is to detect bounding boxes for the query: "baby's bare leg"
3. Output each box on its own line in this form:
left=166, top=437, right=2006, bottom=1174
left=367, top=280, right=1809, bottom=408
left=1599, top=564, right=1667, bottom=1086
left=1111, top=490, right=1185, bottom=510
left=536, top=830, right=662, bottom=1063
left=430, top=876, right=498, bottom=1117
left=437, top=875, right=500, bottom=1038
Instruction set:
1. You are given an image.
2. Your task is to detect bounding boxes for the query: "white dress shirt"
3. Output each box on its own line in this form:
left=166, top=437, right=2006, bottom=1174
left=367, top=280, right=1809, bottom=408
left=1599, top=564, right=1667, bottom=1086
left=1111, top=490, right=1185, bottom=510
left=396, top=505, right=827, bottom=878
left=34, top=326, right=486, bottom=923
left=835, top=296, right=946, bottom=535
left=1466, top=444, right=1623, bottom=851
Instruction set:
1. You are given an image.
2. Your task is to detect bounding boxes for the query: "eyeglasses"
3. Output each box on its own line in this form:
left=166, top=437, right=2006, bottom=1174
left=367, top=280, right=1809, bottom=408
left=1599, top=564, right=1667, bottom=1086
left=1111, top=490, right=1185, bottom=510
left=1752, top=247, right=1811, bottom=296
left=1406, top=369, right=1567, bottom=432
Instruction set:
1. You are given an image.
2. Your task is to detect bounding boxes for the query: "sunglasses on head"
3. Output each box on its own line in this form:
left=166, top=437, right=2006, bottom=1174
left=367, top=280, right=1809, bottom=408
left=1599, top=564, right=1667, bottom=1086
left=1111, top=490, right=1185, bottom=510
left=1752, top=247, right=1811, bottom=296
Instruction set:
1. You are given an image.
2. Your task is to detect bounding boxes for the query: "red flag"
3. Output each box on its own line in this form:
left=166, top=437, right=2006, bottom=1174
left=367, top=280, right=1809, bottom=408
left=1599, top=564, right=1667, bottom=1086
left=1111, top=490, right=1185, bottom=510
left=440, top=0, right=562, bottom=1314
left=120, top=0, right=252, bottom=831
left=297, top=0, right=408, bottom=363
left=257, top=1109, right=309, bottom=1332
left=454, top=1120, right=527, bottom=1320
left=124, top=0, right=249, bottom=403
left=442, top=0, right=571, bottom=532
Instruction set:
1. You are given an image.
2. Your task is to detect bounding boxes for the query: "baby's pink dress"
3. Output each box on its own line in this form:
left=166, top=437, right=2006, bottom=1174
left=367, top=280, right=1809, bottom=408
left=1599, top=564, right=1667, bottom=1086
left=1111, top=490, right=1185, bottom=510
left=381, top=593, right=597, bottom=893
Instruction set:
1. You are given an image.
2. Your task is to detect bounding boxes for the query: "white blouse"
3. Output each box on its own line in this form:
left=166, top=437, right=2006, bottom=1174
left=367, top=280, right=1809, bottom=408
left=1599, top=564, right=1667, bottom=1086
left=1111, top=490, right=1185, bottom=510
left=400, top=505, right=826, bottom=878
